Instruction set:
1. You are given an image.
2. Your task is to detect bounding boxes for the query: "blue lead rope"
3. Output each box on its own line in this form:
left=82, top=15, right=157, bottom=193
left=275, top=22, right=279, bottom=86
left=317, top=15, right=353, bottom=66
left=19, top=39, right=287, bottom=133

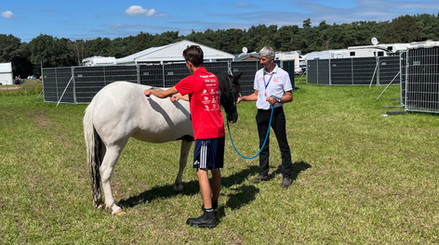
left=227, top=105, right=274, bottom=159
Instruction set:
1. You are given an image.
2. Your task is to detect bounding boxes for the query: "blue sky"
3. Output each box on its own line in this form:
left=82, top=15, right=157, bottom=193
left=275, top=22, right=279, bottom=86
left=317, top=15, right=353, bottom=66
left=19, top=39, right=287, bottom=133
left=1, top=0, right=438, bottom=43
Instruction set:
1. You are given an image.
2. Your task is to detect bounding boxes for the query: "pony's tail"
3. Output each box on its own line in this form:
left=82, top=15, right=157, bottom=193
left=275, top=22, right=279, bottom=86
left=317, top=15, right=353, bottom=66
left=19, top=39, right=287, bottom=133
left=83, top=102, right=103, bottom=208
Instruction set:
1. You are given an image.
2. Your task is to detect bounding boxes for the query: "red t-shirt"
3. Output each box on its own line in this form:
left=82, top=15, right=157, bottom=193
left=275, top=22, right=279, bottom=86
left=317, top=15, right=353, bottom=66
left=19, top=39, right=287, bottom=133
left=175, top=67, right=225, bottom=140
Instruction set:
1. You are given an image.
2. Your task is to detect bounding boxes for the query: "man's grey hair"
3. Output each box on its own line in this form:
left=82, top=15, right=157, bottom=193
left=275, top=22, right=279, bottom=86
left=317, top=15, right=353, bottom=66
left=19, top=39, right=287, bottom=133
left=259, top=46, right=275, bottom=59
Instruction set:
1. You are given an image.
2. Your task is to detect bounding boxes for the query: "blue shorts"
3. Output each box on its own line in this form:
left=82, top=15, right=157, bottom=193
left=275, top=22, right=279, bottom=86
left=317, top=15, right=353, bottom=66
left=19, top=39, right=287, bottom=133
left=193, top=137, right=225, bottom=170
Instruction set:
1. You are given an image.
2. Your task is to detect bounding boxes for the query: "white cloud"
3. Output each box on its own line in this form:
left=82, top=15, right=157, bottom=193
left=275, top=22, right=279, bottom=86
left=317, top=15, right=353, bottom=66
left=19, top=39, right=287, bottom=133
left=125, top=5, right=157, bottom=17
left=236, top=2, right=251, bottom=7
left=1, top=11, right=15, bottom=19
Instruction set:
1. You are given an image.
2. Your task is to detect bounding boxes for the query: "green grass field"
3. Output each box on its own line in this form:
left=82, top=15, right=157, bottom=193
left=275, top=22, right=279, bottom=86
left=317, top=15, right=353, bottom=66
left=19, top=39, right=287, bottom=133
left=1, top=80, right=438, bottom=244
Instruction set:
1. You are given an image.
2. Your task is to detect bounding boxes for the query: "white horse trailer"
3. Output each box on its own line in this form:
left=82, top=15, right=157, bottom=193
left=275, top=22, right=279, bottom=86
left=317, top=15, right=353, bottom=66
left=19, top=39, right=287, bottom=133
left=275, top=51, right=304, bottom=74
left=0, top=62, right=13, bottom=85
left=82, top=56, right=117, bottom=66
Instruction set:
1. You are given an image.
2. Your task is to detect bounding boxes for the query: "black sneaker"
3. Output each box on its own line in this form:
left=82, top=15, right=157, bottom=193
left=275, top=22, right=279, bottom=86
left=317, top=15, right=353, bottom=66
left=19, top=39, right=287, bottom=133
left=250, top=175, right=269, bottom=183
left=186, top=208, right=217, bottom=228
left=281, top=177, right=292, bottom=189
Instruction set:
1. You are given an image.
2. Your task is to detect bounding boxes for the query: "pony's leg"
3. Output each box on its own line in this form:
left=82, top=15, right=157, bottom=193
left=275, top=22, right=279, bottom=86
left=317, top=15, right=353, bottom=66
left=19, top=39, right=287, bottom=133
left=100, top=144, right=125, bottom=215
left=95, top=143, right=107, bottom=209
left=174, top=140, right=193, bottom=192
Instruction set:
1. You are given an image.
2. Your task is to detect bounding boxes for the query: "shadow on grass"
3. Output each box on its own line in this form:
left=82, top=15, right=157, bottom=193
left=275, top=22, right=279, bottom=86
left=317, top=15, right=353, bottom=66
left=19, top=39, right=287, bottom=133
left=269, top=160, right=312, bottom=181
left=118, top=166, right=260, bottom=210
left=117, top=162, right=310, bottom=224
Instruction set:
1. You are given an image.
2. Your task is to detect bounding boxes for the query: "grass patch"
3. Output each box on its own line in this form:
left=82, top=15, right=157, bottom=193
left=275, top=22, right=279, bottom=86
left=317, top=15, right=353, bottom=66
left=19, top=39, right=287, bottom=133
left=0, top=80, right=43, bottom=97
left=1, top=81, right=438, bottom=244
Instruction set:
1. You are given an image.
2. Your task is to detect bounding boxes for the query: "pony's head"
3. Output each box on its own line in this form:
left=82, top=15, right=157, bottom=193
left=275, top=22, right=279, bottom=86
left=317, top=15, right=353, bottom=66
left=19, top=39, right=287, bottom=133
left=217, top=72, right=242, bottom=123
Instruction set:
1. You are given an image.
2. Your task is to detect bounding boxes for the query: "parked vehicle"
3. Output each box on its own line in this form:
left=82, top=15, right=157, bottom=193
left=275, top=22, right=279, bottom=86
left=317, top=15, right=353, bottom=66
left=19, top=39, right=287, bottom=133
left=27, top=75, right=39, bottom=79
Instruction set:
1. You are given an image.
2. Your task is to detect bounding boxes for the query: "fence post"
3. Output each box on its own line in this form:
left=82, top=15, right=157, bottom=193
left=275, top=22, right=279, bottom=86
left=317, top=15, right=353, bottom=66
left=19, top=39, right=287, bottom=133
left=55, top=68, right=59, bottom=101
left=136, top=64, right=141, bottom=84
left=72, top=66, right=77, bottom=103
left=376, top=56, right=380, bottom=86
left=316, top=59, right=319, bottom=84
left=103, top=66, right=107, bottom=86
left=404, top=50, right=409, bottom=109
left=351, top=58, right=354, bottom=85
left=162, top=63, right=166, bottom=87
left=328, top=57, right=332, bottom=85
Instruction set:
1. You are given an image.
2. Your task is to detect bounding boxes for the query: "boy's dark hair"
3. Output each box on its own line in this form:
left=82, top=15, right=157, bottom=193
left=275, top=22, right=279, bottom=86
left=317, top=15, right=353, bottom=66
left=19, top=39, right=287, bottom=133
left=183, top=45, right=204, bottom=67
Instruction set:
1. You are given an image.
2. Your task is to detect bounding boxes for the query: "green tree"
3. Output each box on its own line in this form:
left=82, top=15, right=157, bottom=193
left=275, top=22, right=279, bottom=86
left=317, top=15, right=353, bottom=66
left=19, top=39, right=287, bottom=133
left=84, top=37, right=113, bottom=57
left=111, top=37, right=131, bottom=58
left=12, top=42, right=33, bottom=76
left=298, top=19, right=322, bottom=53
left=273, top=25, right=300, bottom=51
left=128, top=32, right=154, bottom=54
left=0, top=34, right=33, bottom=76
left=28, top=34, right=76, bottom=70
left=68, top=40, right=86, bottom=65
left=382, top=15, right=419, bottom=43
left=415, top=13, right=439, bottom=41
left=0, top=34, right=21, bottom=62
left=246, top=25, right=277, bottom=52
left=186, top=30, right=210, bottom=47
left=303, top=18, right=312, bottom=29
left=318, top=21, right=331, bottom=50
left=202, top=29, right=219, bottom=48
left=152, top=31, right=180, bottom=47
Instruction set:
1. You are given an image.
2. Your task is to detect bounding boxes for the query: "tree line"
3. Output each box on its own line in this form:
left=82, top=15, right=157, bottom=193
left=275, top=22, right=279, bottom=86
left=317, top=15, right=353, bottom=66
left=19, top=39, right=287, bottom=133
left=1, top=13, right=439, bottom=77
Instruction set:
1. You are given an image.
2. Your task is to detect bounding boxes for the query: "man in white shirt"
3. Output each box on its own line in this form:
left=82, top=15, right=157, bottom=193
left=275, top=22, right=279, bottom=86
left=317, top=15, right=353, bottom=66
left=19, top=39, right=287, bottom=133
left=237, top=46, right=294, bottom=189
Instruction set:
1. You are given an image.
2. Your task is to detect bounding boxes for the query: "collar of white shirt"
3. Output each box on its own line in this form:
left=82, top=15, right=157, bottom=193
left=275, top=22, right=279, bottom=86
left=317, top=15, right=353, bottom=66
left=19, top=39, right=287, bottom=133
left=264, top=64, right=279, bottom=75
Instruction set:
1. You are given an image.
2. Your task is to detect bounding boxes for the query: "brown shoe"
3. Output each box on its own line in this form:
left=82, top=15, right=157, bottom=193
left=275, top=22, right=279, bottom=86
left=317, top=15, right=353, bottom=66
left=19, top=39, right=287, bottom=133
left=250, top=175, right=269, bottom=183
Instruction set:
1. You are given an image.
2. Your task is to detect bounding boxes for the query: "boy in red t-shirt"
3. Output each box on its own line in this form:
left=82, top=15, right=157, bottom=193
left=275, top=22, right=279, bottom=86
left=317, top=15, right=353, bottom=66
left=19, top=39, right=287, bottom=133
left=144, top=45, right=223, bottom=228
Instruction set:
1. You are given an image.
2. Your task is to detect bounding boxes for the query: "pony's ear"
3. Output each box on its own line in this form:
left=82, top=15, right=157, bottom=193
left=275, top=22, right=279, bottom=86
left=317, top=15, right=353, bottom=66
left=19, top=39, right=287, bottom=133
left=233, top=72, right=243, bottom=83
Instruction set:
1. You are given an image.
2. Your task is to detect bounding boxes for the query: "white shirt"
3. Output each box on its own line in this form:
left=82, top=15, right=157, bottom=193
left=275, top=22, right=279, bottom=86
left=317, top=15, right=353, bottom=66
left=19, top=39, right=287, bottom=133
left=253, top=65, right=293, bottom=110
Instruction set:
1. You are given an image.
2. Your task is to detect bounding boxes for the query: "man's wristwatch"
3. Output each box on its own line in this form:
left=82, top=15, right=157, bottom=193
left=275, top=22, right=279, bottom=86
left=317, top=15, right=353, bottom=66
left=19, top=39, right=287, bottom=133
left=272, top=95, right=281, bottom=103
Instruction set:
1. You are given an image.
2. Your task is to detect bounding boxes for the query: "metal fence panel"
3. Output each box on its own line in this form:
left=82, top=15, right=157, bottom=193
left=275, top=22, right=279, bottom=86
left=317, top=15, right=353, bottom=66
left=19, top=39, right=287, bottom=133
left=405, top=47, right=439, bottom=113
left=281, top=60, right=296, bottom=89
left=42, top=68, right=58, bottom=102
left=204, top=61, right=230, bottom=77
left=306, top=59, right=329, bottom=85
left=331, top=59, right=353, bottom=85
left=317, top=60, right=330, bottom=85
left=306, top=60, right=319, bottom=84
left=139, top=64, right=163, bottom=87
left=42, top=59, right=296, bottom=104
left=352, top=57, right=377, bottom=85
left=43, top=67, right=73, bottom=103
left=308, top=56, right=400, bottom=86
left=104, top=65, right=138, bottom=83
left=379, top=56, right=400, bottom=85
left=163, top=63, right=190, bottom=87
left=231, top=61, right=259, bottom=95
left=74, top=66, right=106, bottom=103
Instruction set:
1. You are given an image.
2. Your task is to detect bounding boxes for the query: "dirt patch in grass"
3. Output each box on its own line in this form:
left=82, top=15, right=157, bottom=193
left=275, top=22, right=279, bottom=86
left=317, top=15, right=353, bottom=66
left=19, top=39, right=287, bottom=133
left=0, top=86, right=22, bottom=91
left=33, top=111, right=52, bottom=129
left=31, top=110, right=73, bottom=148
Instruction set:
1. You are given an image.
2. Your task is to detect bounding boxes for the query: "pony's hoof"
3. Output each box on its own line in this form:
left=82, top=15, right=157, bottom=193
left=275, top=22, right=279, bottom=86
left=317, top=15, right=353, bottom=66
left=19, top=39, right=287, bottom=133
left=94, top=200, right=105, bottom=209
left=113, top=209, right=126, bottom=216
left=96, top=204, right=105, bottom=210
left=173, top=184, right=184, bottom=193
